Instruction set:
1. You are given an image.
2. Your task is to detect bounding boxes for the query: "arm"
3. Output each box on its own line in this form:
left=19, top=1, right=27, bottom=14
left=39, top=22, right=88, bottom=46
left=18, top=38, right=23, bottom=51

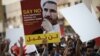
left=3, top=39, right=10, bottom=56
left=75, top=39, right=81, bottom=56
left=18, top=37, right=23, bottom=56
left=41, top=38, right=48, bottom=56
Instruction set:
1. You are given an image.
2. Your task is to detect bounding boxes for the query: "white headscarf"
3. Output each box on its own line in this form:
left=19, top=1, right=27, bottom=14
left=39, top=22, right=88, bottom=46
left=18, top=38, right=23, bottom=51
left=41, top=0, right=57, bottom=8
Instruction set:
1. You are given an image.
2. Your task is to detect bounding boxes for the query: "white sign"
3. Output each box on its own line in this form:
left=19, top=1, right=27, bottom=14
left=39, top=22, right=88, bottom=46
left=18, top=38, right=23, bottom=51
left=59, top=3, right=100, bottom=42
left=6, top=28, right=25, bottom=46
left=6, top=28, right=37, bottom=54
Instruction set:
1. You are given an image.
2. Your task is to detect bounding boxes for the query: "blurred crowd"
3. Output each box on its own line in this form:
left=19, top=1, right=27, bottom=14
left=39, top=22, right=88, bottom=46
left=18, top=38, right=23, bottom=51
left=0, top=33, right=100, bottom=56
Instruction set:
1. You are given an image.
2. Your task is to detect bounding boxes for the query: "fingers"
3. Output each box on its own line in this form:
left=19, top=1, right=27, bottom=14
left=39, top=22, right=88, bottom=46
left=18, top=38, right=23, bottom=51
left=41, top=19, right=53, bottom=32
left=18, top=37, right=23, bottom=45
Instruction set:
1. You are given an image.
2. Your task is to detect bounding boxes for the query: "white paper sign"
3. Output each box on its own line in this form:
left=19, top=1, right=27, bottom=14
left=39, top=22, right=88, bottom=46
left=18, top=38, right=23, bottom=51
left=59, top=3, right=100, bottom=42
left=6, top=28, right=25, bottom=46
left=6, top=28, right=37, bottom=53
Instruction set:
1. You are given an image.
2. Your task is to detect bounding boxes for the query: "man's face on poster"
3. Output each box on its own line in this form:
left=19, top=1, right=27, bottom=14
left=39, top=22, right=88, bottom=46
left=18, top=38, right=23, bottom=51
left=42, top=2, right=58, bottom=25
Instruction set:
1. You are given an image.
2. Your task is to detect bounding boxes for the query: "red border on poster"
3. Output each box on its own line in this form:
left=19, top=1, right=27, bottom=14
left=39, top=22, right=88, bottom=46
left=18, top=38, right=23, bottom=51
left=21, top=0, right=43, bottom=35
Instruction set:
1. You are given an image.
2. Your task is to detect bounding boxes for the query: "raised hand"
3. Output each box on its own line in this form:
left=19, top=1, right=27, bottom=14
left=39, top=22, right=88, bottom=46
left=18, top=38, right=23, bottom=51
left=18, top=37, right=23, bottom=46
left=18, top=37, right=24, bottom=56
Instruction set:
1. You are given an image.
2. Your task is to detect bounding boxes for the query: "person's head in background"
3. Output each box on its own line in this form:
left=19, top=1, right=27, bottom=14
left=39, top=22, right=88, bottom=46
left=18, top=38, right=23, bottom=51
left=26, top=51, right=37, bottom=56
left=86, top=40, right=95, bottom=56
left=66, top=35, right=74, bottom=47
left=86, top=46, right=94, bottom=56
left=42, top=0, right=58, bottom=25
left=60, top=37, right=66, bottom=43
left=73, top=33, right=80, bottom=41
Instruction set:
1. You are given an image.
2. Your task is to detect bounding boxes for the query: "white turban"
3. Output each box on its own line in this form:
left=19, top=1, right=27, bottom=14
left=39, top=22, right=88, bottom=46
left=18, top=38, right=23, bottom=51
left=41, top=0, right=57, bottom=8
